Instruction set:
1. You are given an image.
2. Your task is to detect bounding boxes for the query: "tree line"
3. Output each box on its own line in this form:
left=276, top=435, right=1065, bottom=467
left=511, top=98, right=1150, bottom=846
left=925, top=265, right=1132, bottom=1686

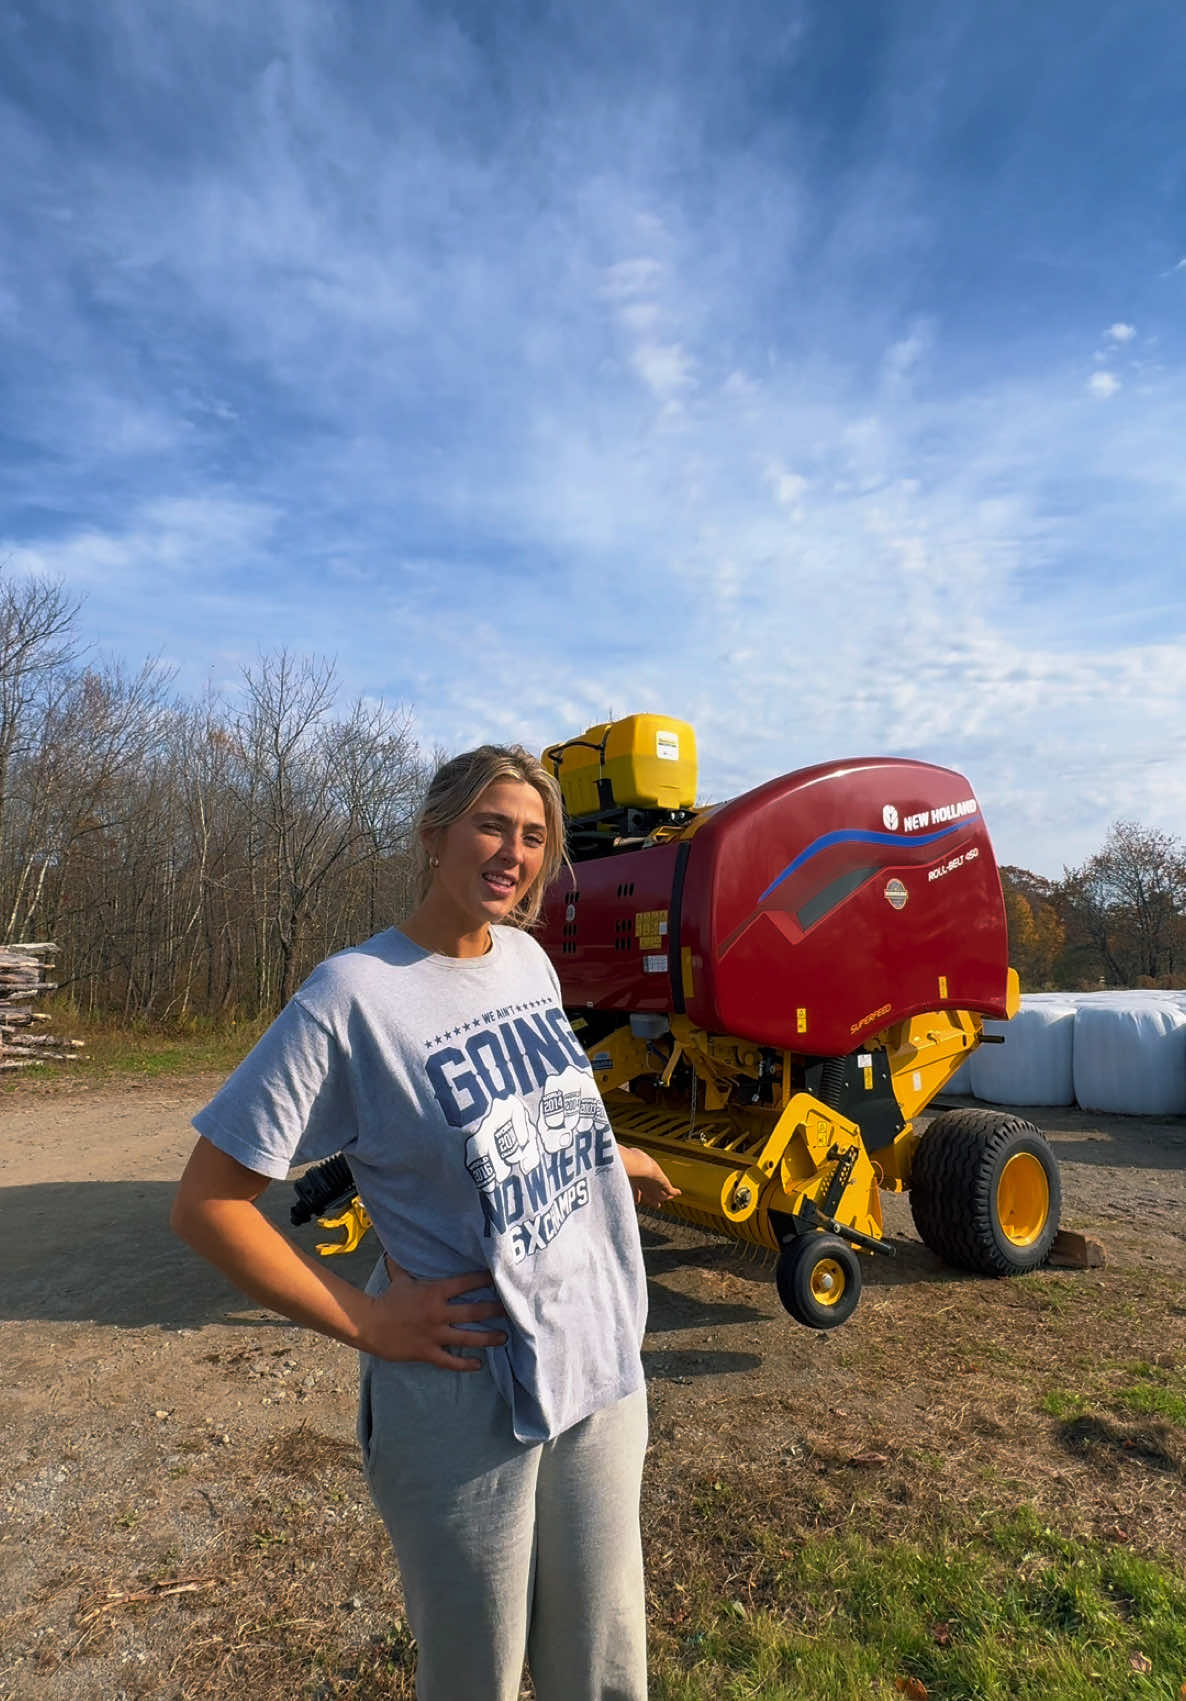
left=0, top=571, right=428, bottom=1021
left=1002, top=820, right=1186, bottom=991
left=1, top=568, right=1180, bottom=1021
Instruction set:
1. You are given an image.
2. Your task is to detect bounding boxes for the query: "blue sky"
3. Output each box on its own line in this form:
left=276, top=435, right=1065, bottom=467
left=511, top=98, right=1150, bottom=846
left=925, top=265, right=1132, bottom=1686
left=1, top=0, right=1184, bottom=876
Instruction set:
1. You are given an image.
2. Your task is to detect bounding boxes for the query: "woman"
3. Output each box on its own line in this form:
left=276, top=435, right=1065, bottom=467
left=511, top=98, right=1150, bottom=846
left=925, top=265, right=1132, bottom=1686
left=171, top=743, right=678, bottom=1701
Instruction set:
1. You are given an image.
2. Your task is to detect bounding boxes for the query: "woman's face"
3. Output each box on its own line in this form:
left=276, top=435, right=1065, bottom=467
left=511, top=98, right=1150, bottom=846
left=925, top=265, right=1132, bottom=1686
left=428, top=777, right=549, bottom=932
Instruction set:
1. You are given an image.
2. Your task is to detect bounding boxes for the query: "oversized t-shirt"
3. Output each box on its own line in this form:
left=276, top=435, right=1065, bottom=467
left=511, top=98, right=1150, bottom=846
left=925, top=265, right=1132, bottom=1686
left=192, top=924, right=648, bottom=1442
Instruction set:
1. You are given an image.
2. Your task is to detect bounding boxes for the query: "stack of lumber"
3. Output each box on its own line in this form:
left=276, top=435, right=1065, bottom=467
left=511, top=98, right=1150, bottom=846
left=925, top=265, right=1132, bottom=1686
left=0, top=944, right=84, bottom=1069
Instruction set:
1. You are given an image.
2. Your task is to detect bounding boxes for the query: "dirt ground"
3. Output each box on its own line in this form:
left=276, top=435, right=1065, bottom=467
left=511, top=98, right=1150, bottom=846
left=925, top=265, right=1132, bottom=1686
left=2, top=1080, right=1185, bottom=1699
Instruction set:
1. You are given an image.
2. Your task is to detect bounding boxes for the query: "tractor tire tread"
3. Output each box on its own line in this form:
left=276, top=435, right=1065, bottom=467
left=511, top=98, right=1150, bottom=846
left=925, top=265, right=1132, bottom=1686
left=909, top=1108, right=1060, bottom=1276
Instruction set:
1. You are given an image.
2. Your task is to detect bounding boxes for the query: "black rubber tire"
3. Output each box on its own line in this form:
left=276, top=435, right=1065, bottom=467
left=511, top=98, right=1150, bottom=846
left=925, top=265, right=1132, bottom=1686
left=775, top=1233, right=862, bottom=1329
left=909, top=1109, right=1061, bottom=1276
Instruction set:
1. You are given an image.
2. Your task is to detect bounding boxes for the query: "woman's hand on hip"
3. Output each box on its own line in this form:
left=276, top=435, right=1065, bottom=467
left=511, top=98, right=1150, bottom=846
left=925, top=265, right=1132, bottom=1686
left=367, top=1259, right=508, bottom=1370
left=171, top=1139, right=504, bottom=1367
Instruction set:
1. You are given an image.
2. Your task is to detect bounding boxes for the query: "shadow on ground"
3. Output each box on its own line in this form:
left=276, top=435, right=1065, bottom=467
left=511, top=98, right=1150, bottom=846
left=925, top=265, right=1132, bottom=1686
left=0, top=1179, right=376, bottom=1329
left=930, top=1099, right=1186, bottom=1170
left=0, top=1160, right=1114, bottom=1332
left=642, top=1346, right=764, bottom=1380
left=1058, top=1413, right=1185, bottom=1478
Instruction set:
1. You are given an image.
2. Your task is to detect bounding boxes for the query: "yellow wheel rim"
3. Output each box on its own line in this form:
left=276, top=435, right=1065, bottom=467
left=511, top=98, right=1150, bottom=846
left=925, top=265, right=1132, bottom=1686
left=810, top=1257, right=848, bottom=1306
left=996, top=1152, right=1050, bottom=1247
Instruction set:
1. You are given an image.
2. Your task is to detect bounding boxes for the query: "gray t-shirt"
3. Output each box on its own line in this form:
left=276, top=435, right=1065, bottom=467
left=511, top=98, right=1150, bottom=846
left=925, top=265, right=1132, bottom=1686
left=192, top=925, right=648, bottom=1442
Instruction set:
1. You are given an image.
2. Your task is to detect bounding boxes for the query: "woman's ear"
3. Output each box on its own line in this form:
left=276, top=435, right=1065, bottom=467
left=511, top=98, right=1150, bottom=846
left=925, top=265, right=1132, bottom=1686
left=422, top=828, right=442, bottom=870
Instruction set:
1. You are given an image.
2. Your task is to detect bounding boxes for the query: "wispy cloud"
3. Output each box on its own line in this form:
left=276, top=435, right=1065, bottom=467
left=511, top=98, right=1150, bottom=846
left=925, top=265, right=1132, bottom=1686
left=631, top=342, right=696, bottom=401
left=7, top=498, right=279, bottom=594
left=1, top=0, right=1185, bottom=875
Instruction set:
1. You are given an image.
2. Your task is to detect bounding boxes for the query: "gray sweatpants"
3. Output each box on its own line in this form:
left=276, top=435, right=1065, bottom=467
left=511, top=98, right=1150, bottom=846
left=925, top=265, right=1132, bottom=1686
left=357, top=1285, right=648, bottom=1701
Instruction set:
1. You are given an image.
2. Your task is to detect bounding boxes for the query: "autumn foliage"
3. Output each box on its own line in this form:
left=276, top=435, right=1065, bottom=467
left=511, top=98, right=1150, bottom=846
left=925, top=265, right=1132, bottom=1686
left=1001, top=821, right=1186, bottom=992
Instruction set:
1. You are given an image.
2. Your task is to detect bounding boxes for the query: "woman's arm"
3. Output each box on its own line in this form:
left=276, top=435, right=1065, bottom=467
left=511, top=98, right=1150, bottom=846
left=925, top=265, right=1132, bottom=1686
left=171, top=1136, right=506, bottom=1371
left=618, top=1144, right=681, bottom=1207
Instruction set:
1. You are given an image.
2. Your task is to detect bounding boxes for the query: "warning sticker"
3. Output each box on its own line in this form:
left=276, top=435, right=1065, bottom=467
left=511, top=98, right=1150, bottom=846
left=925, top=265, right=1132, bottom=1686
left=635, top=909, right=669, bottom=935
left=635, top=909, right=668, bottom=952
left=656, top=731, right=680, bottom=761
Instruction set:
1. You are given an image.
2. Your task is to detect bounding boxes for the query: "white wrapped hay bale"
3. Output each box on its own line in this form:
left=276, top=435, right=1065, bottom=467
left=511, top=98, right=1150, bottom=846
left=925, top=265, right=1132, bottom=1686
left=1071, top=999, right=1186, bottom=1116
left=968, top=1001, right=1076, bottom=1106
left=944, top=1055, right=976, bottom=1096
left=1074, top=989, right=1186, bottom=1014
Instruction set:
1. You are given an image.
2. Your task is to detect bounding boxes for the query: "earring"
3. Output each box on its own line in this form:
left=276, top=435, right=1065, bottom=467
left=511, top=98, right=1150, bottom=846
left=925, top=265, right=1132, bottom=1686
left=430, top=855, right=439, bottom=868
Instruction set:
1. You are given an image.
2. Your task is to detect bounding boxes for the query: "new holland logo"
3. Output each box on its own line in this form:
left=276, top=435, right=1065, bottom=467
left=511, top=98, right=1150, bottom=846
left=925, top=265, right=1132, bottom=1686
left=884, top=879, right=908, bottom=910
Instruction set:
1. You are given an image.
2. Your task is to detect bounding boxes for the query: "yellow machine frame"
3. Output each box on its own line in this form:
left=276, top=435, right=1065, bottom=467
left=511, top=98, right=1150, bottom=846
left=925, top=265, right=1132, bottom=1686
left=579, top=976, right=1017, bottom=1258
left=303, top=963, right=1057, bottom=1329
left=313, top=976, right=1017, bottom=1271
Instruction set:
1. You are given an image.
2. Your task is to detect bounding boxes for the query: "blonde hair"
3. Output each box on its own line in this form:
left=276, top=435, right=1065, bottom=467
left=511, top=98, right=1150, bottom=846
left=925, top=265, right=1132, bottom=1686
left=412, top=744, right=568, bottom=929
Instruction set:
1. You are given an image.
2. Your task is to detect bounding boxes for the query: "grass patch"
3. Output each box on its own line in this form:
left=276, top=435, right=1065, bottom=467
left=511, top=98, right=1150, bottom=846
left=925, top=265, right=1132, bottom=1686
left=1114, top=1384, right=1186, bottom=1429
left=36, top=1456, right=1186, bottom=1701
left=1042, top=1389, right=1088, bottom=1420
left=1043, top=1361, right=1186, bottom=1436
left=649, top=1500, right=1186, bottom=1701
left=0, top=1007, right=266, bottom=1091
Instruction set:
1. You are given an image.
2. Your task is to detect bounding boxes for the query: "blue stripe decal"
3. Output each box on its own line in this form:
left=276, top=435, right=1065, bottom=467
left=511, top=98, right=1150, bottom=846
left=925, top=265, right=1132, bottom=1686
left=757, top=818, right=979, bottom=905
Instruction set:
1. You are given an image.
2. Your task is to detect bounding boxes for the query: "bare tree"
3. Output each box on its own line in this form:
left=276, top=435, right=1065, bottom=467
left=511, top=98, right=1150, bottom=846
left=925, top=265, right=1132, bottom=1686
left=6, top=660, right=173, bottom=939
left=0, top=616, right=428, bottom=1020
left=1060, top=821, right=1186, bottom=986
left=236, top=652, right=421, bottom=1010
left=0, top=567, right=81, bottom=875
